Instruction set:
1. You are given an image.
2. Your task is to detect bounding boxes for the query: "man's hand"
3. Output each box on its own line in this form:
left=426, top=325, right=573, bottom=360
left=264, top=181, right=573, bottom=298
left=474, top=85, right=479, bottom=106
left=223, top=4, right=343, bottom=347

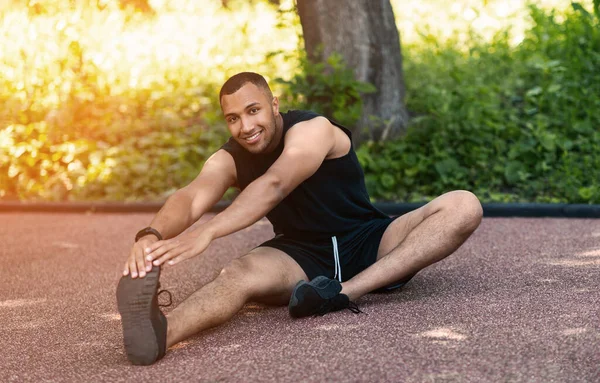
left=144, top=227, right=213, bottom=268
left=123, top=236, right=160, bottom=278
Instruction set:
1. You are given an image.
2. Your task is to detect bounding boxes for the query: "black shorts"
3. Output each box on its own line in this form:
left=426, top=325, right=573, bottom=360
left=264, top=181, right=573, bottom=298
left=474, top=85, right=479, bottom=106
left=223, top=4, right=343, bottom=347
left=258, top=217, right=397, bottom=283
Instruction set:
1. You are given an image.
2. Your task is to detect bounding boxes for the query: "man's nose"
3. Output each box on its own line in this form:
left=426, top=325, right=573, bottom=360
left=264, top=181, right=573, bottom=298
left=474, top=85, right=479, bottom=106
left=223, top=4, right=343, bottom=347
left=240, top=116, right=254, bottom=133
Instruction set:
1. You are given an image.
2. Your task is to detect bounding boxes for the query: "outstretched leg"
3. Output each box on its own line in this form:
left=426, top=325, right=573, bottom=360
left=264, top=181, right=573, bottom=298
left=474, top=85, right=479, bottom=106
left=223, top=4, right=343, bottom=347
left=341, top=190, right=483, bottom=300
left=118, top=247, right=307, bottom=365
left=165, top=247, right=308, bottom=348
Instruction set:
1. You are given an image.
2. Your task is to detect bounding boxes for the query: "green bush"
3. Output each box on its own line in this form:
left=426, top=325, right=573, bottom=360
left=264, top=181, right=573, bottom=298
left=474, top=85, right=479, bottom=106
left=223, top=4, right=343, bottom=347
left=357, top=2, right=600, bottom=203
left=0, top=0, right=296, bottom=201
left=0, top=120, right=229, bottom=201
left=275, top=51, right=376, bottom=129
left=2, top=1, right=599, bottom=204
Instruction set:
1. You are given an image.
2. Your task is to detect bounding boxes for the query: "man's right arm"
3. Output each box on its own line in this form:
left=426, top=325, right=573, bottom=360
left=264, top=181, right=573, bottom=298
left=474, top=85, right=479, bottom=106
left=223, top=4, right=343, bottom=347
left=146, top=149, right=237, bottom=240
left=124, top=149, right=237, bottom=278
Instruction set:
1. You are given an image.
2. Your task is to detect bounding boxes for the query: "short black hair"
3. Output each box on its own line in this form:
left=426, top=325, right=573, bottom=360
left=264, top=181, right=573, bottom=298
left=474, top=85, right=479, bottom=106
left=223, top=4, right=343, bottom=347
left=219, top=72, right=273, bottom=103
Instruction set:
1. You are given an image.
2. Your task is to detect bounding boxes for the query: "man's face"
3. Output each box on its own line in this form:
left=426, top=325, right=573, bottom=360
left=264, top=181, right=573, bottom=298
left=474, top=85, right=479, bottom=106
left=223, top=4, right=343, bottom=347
left=221, top=82, right=280, bottom=154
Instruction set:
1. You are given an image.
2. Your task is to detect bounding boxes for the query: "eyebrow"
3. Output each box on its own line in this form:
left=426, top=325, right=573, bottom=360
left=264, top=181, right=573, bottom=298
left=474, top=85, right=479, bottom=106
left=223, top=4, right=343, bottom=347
left=225, top=102, right=260, bottom=118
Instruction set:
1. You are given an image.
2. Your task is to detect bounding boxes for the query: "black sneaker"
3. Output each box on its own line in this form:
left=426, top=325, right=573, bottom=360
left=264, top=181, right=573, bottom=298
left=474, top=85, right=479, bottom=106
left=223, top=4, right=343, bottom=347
left=116, top=265, right=170, bottom=365
left=288, top=276, right=363, bottom=318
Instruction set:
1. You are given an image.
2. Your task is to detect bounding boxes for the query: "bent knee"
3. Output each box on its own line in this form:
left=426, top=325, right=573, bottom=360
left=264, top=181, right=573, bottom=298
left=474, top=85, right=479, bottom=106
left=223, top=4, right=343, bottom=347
left=444, top=190, right=483, bottom=233
left=219, top=258, right=255, bottom=283
left=217, top=256, right=286, bottom=300
left=215, top=258, right=256, bottom=295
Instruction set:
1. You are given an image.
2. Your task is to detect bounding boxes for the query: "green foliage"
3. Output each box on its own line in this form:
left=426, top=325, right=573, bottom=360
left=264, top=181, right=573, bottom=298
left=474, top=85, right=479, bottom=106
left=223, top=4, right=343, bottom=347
left=2, top=1, right=599, bottom=204
left=358, top=2, right=600, bottom=203
left=275, top=52, right=376, bottom=129
left=0, top=0, right=297, bottom=201
left=1, top=120, right=228, bottom=201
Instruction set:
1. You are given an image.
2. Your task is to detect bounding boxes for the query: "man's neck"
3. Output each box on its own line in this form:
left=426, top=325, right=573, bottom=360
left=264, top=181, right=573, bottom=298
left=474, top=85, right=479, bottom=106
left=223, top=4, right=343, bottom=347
left=263, top=113, right=284, bottom=154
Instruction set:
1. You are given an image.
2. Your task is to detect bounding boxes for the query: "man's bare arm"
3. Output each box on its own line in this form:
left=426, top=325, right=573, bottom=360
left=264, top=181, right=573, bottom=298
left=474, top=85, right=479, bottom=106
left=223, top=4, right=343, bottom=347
left=144, top=117, right=338, bottom=268
left=123, top=149, right=236, bottom=277
left=203, top=117, right=335, bottom=240
left=146, top=149, right=237, bottom=240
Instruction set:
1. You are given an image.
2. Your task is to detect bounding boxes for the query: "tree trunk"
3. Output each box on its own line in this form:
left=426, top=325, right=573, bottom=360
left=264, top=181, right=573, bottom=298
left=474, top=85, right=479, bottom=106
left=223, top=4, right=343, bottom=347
left=296, top=0, right=408, bottom=145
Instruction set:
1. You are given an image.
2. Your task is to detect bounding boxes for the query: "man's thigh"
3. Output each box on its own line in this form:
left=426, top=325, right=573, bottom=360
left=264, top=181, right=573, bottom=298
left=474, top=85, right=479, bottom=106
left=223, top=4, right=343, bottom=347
left=234, top=246, right=309, bottom=306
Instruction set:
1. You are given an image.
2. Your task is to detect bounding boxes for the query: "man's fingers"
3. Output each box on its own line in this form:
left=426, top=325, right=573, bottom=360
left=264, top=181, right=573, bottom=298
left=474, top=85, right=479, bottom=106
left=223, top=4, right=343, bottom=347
left=166, top=252, right=189, bottom=266
left=123, top=239, right=160, bottom=278
left=145, top=240, right=168, bottom=259
left=161, top=248, right=194, bottom=267
left=153, top=250, right=174, bottom=266
left=153, top=245, right=188, bottom=266
left=123, top=254, right=131, bottom=276
left=146, top=240, right=178, bottom=261
left=128, top=257, right=138, bottom=278
left=145, top=241, right=165, bottom=261
left=136, top=251, right=147, bottom=278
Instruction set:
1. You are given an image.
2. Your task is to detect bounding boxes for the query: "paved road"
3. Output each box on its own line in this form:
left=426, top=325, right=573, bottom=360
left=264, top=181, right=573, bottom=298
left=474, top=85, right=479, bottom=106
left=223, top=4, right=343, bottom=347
left=1, top=213, right=599, bottom=382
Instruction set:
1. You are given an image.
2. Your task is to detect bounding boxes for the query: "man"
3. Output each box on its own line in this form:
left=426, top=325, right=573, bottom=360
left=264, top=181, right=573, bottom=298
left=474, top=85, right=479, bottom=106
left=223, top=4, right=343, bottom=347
left=116, top=72, right=483, bottom=365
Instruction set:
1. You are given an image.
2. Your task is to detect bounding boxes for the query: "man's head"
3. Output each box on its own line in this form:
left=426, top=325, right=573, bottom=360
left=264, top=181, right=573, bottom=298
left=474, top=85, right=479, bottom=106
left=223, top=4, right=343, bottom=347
left=219, top=72, right=282, bottom=154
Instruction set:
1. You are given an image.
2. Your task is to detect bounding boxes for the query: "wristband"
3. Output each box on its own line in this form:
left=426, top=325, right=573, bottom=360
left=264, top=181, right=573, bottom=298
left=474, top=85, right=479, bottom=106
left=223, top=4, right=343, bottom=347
left=135, top=227, right=163, bottom=242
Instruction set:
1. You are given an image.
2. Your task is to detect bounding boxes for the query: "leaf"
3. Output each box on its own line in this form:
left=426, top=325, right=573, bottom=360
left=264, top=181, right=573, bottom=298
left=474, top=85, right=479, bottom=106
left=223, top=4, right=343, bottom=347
left=557, top=139, right=574, bottom=151
left=538, top=132, right=556, bottom=151
left=434, top=158, right=461, bottom=178
left=547, top=84, right=561, bottom=93
left=504, top=161, right=523, bottom=184
left=573, top=120, right=593, bottom=134
left=404, top=167, right=420, bottom=177
left=380, top=173, right=395, bottom=189
left=578, top=186, right=594, bottom=201
left=525, top=86, right=543, bottom=98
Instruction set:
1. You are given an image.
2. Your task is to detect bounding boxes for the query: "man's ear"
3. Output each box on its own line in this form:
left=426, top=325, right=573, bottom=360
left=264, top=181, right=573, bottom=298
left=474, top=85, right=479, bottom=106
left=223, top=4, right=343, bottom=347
left=272, top=96, right=280, bottom=115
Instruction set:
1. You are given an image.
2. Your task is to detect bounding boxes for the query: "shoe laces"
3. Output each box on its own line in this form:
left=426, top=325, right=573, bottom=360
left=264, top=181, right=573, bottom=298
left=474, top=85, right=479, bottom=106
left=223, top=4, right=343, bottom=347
left=316, top=295, right=365, bottom=316
left=347, top=301, right=364, bottom=315
left=157, top=283, right=173, bottom=308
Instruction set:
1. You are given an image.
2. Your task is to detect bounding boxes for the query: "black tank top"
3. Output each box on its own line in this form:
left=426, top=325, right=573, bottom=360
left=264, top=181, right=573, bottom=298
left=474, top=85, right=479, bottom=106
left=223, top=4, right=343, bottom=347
left=220, top=110, right=388, bottom=240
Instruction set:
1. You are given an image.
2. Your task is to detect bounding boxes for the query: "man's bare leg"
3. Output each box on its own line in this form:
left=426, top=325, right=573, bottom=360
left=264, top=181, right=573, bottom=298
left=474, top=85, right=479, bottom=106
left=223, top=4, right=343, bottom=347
left=165, top=247, right=308, bottom=348
left=340, top=190, right=483, bottom=301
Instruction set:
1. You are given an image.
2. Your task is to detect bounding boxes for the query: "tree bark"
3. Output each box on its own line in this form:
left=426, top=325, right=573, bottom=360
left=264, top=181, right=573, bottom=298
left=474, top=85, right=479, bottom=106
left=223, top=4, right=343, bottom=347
left=296, top=0, right=408, bottom=145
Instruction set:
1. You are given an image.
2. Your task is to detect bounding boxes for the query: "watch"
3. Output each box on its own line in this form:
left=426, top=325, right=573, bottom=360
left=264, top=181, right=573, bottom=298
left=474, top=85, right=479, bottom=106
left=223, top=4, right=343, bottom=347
left=135, top=227, right=163, bottom=242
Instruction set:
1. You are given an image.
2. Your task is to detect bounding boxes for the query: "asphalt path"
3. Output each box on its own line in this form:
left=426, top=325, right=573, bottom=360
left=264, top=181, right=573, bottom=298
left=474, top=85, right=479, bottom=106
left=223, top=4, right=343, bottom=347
left=1, top=212, right=599, bottom=382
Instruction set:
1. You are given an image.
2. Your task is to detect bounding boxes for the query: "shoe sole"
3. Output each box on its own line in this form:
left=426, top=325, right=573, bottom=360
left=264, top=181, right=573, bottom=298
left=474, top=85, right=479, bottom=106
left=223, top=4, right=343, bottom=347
left=288, top=276, right=342, bottom=318
left=116, top=267, right=161, bottom=365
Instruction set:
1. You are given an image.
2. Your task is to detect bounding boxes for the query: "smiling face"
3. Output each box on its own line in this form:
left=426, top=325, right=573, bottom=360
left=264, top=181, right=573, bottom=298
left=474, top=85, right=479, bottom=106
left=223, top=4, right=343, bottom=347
left=220, top=82, right=282, bottom=154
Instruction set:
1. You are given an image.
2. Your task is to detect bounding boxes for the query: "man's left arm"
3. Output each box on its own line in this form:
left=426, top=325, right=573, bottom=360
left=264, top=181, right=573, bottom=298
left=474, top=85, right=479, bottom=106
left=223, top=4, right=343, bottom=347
left=146, top=117, right=335, bottom=266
